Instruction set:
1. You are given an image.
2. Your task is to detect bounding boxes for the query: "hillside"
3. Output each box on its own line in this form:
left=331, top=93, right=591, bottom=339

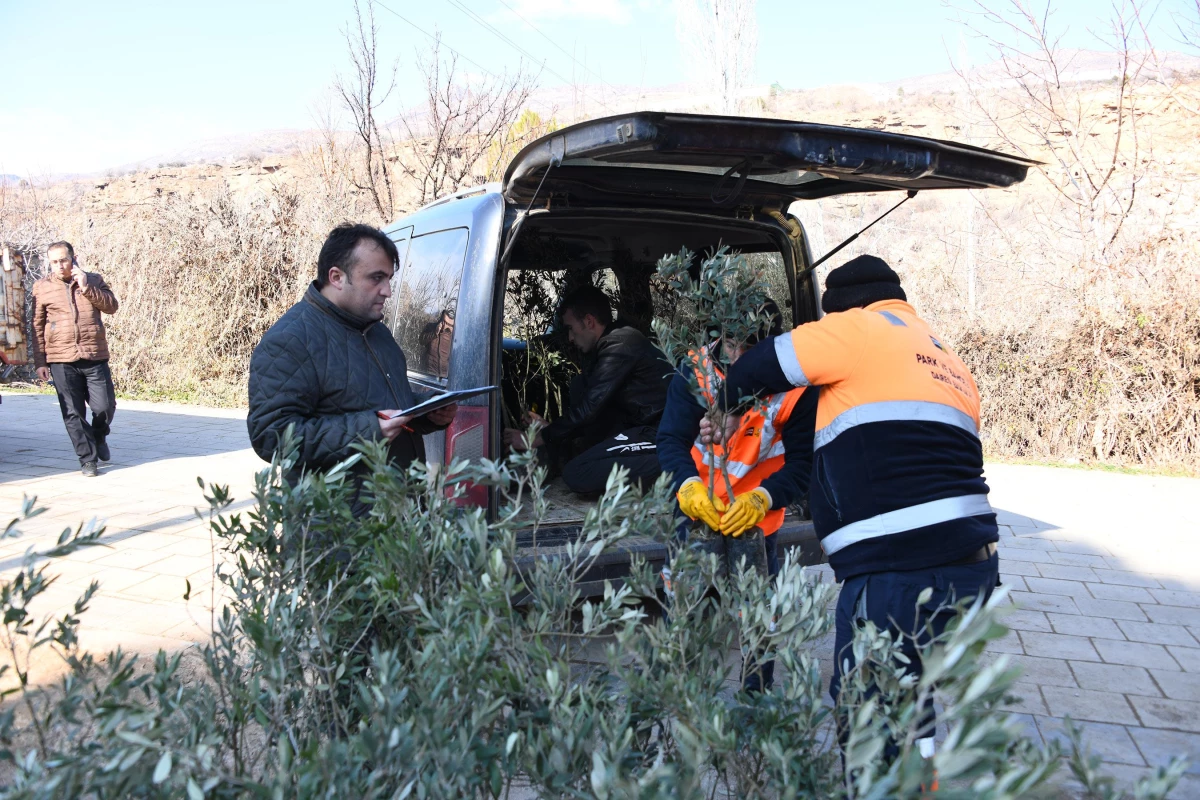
left=53, top=47, right=1198, bottom=217
left=32, top=47, right=1190, bottom=177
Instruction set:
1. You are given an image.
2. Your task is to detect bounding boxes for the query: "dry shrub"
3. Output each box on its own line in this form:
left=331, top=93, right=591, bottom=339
left=60, top=175, right=372, bottom=405
left=795, top=66, right=1200, bottom=474
left=950, top=284, right=1200, bottom=470
left=7, top=147, right=1199, bottom=469
left=813, top=186, right=1200, bottom=472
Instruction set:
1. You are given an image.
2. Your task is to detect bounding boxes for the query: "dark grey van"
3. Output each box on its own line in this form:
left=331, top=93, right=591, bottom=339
left=379, top=112, right=1034, bottom=594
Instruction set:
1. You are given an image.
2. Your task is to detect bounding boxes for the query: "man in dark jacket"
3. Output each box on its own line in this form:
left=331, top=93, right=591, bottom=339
left=657, top=300, right=817, bottom=693
left=502, top=286, right=671, bottom=494
left=657, top=300, right=816, bottom=553
left=247, top=223, right=456, bottom=516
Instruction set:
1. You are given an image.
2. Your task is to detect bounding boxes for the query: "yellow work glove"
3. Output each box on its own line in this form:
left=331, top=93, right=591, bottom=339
left=720, top=488, right=771, bottom=537
left=677, top=479, right=727, bottom=531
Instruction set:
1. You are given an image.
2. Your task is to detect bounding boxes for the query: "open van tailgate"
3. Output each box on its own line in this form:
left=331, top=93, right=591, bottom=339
left=504, top=112, right=1037, bottom=212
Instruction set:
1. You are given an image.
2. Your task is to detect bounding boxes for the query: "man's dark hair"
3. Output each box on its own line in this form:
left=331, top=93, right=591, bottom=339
left=316, top=223, right=399, bottom=288
left=559, top=285, right=613, bottom=327
left=47, top=240, right=75, bottom=259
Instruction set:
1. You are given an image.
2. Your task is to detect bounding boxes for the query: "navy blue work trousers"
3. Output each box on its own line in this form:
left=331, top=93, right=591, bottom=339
left=741, top=531, right=779, bottom=693
left=668, top=519, right=780, bottom=692
left=829, top=553, right=1000, bottom=740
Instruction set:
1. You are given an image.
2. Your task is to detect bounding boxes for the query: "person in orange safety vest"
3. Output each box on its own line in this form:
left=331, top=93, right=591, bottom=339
left=656, top=299, right=818, bottom=692
left=716, top=255, right=1000, bottom=761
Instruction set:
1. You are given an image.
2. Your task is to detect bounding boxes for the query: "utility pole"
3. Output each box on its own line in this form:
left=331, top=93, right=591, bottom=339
left=958, top=35, right=977, bottom=317
left=966, top=190, right=976, bottom=316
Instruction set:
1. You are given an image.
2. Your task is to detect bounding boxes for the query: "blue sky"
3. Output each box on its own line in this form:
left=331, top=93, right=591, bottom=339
left=0, top=0, right=1188, bottom=175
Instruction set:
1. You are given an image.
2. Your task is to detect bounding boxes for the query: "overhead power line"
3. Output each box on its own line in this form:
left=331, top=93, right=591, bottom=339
left=437, top=0, right=616, bottom=113
left=492, top=0, right=623, bottom=98
left=369, top=0, right=619, bottom=121
left=369, top=0, right=507, bottom=83
left=440, top=0, right=560, bottom=80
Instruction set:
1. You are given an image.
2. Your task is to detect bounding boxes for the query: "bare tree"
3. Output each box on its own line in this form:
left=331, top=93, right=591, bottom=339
left=307, top=92, right=349, bottom=187
left=0, top=177, right=59, bottom=281
left=483, top=108, right=559, bottom=183
left=675, top=0, right=758, bottom=114
left=335, top=0, right=398, bottom=222
left=396, top=37, right=537, bottom=207
left=1141, top=0, right=1200, bottom=117
left=953, top=0, right=1154, bottom=278
left=1177, top=0, right=1200, bottom=51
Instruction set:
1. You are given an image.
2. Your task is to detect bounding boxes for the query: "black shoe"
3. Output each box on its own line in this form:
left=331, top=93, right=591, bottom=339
left=81, top=462, right=99, bottom=477
left=95, top=435, right=111, bottom=462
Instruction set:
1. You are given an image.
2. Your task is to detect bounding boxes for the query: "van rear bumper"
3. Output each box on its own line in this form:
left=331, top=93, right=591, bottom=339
left=513, top=517, right=825, bottom=599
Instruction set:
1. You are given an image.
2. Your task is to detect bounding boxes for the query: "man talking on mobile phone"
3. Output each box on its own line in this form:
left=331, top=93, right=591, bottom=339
left=247, top=223, right=457, bottom=517
left=31, top=241, right=120, bottom=477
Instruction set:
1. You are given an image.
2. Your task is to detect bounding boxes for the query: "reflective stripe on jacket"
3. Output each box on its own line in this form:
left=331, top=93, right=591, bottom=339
left=733, top=299, right=998, bottom=580
left=688, top=347, right=805, bottom=536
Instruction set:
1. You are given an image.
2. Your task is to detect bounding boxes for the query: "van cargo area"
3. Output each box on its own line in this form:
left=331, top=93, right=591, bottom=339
left=496, top=207, right=821, bottom=590
left=378, top=112, right=1038, bottom=595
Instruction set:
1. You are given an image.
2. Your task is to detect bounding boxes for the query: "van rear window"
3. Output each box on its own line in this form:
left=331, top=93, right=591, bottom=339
left=389, top=227, right=468, bottom=383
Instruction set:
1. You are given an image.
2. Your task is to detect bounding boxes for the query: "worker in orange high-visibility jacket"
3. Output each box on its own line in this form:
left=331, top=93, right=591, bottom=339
left=716, top=255, right=1000, bottom=760
left=657, top=299, right=818, bottom=692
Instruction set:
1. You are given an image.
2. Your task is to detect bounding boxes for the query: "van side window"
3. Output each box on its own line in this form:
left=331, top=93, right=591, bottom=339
left=390, top=227, right=469, bottom=383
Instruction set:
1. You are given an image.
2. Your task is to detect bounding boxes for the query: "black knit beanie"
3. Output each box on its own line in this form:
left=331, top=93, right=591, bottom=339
left=821, top=255, right=907, bottom=314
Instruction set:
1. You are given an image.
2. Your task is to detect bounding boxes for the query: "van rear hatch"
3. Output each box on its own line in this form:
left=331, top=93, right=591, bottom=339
left=503, top=112, right=1037, bottom=211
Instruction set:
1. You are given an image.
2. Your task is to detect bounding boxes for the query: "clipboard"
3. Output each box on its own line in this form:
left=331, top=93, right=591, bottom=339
left=378, top=385, right=498, bottom=420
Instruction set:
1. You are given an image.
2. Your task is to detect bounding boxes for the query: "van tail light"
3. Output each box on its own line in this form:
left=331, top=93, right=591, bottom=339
left=444, top=405, right=489, bottom=507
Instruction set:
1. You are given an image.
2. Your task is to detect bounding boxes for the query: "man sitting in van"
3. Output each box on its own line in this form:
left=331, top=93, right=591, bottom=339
left=502, top=286, right=672, bottom=495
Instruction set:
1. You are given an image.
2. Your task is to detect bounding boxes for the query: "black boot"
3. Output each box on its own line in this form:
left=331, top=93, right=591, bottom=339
left=81, top=461, right=99, bottom=477
left=95, top=434, right=111, bottom=462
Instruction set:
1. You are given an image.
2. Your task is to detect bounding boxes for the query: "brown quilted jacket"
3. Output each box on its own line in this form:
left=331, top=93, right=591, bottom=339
left=31, top=272, right=119, bottom=367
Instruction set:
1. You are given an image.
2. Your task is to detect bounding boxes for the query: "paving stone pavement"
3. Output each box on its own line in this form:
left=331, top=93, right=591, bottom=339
left=0, top=393, right=259, bottom=659
left=2, top=392, right=1198, bottom=795
left=977, top=462, right=1200, bottom=797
